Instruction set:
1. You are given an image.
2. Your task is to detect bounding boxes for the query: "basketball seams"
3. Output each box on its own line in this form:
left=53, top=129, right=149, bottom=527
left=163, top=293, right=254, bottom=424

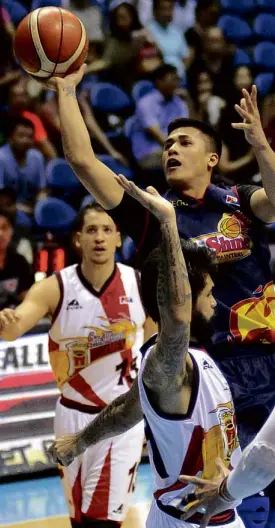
left=29, top=8, right=56, bottom=77
left=52, top=7, right=64, bottom=76
left=54, top=18, right=86, bottom=74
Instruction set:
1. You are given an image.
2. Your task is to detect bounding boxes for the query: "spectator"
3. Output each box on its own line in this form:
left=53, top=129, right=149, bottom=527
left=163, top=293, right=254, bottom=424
left=0, top=118, right=46, bottom=216
left=131, top=63, right=188, bottom=170
left=185, top=0, right=220, bottom=62
left=188, top=70, right=225, bottom=126
left=0, top=208, right=33, bottom=309
left=147, top=0, right=189, bottom=80
left=85, top=1, right=161, bottom=91
left=4, top=80, right=57, bottom=160
left=39, top=90, right=128, bottom=164
left=64, top=0, right=104, bottom=42
left=217, top=66, right=259, bottom=183
left=187, top=26, right=235, bottom=100
left=0, top=5, right=21, bottom=111
left=138, top=0, right=196, bottom=36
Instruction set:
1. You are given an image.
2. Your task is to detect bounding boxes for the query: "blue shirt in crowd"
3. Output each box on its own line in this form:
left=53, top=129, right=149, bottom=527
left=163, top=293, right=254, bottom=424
left=0, top=144, right=45, bottom=206
left=132, top=89, right=189, bottom=161
left=148, top=20, right=189, bottom=78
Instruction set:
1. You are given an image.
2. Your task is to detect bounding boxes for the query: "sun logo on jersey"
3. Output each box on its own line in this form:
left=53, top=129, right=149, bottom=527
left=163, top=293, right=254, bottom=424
left=85, top=315, right=137, bottom=350
left=190, top=213, right=252, bottom=263
left=210, top=401, right=239, bottom=463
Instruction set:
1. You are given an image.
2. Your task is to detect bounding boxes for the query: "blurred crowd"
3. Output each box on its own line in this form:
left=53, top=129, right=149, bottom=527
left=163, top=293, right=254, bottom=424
left=1, top=0, right=275, bottom=310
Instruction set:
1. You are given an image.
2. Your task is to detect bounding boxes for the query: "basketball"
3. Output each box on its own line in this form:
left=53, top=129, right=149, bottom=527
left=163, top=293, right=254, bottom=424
left=13, top=7, right=88, bottom=79
left=219, top=216, right=241, bottom=239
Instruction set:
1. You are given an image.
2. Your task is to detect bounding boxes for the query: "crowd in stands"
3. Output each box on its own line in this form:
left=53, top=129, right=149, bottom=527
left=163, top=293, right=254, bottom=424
left=1, top=0, right=275, bottom=309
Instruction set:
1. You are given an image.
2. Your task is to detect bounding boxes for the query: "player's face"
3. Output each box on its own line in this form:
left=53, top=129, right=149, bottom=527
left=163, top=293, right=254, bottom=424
left=162, top=127, right=219, bottom=189
left=0, top=216, right=13, bottom=251
left=77, top=210, right=121, bottom=264
left=191, top=275, right=217, bottom=343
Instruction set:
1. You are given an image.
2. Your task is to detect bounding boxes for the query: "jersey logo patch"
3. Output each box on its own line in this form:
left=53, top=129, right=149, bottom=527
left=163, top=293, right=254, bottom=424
left=226, top=195, right=238, bottom=204
left=119, top=296, right=133, bottom=304
left=66, top=299, right=82, bottom=310
left=113, top=504, right=124, bottom=515
left=203, top=359, right=213, bottom=370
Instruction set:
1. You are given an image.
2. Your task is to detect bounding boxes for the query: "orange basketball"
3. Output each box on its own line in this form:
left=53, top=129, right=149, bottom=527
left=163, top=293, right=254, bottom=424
left=14, top=7, right=88, bottom=79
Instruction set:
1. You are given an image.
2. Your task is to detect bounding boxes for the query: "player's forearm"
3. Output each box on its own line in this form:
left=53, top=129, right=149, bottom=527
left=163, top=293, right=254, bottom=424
left=57, top=84, right=96, bottom=168
left=78, top=384, right=143, bottom=449
left=159, top=219, right=192, bottom=328
left=226, top=406, right=275, bottom=500
left=254, top=140, right=275, bottom=207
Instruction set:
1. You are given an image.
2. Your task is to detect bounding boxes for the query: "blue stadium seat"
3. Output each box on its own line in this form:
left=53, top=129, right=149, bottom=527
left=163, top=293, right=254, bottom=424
left=234, top=48, right=252, bottom=66
left=254, top=42, right=275, bottom=70
left=34, top=198, right=76, bottom=232
left=255, top=72, right=275, bottom=97
left=221, top=0, right=255, bottom=14
left=16, top=210, right=33, bottom=230
left=132, top=80, right=154, bottom=103
left=90, top=83, right=133, bottom=114
left=97, top=154, right=134, bottom=180
left=257, top=0, right=275, bottom=13
left=3, top=0, right=28, bottom=26
left=218, top=15, right=252, bottom=44
left=237, top=494, right=269, bottom=528
left=81, top=194, right=96, bottom=209
left=46, top=158, right=83, bottom=193
left=31, top=0, right=61, bottom=8
left=121, top=236, right=136, bottom=262
left=254, top=14, right=275, bottom=41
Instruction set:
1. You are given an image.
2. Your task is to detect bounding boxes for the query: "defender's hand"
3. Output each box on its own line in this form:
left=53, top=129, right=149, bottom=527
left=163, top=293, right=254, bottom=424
left=35, top=64, right=87, bottom=92
left=232, top=85, right=268, bottom=150
left=0, top=309, right=20, bottom=333
left=115, top=174, right=175, bottom=224
left=48, top=433, right=86, bottom=467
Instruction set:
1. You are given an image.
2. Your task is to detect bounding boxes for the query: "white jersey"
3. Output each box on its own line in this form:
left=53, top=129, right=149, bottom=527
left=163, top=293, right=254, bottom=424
left=138, top=337, right=242, bottom=525
left=49, top=263, right=145, bottom=411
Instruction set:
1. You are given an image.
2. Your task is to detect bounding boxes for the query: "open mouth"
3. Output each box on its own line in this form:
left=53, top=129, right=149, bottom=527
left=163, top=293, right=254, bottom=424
left=94, top=247, right=106, bottom=252
left=167, top=158, right=181, bottom=170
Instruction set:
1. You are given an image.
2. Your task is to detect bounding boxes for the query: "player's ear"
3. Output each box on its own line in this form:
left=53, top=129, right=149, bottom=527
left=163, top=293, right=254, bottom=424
left=116, top=231, right=122, bottom=248
left=208, top=153, right=219, bottom=168
left=74, top=231, right=81, bottom=250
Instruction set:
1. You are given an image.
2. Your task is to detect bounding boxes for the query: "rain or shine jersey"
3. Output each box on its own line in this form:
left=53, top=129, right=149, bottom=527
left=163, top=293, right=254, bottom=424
left=138, top=338, right=241, bottom=524
left=49, top=264, right=145, bottom=410
left=110, top=184, right=275, bottom=355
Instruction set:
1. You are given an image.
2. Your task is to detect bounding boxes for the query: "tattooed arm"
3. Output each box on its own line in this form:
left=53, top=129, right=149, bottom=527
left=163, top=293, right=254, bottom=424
left=40, top=67, right=124, bottom=210
left=115, top=176, right=192, bottom=414
left=48, top=378, right=142, bottom=466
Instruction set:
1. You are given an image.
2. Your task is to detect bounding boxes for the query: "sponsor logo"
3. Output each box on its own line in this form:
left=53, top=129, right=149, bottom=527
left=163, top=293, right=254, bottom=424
left=119, top=296, right=133, bottom=304
left=203, top=359, right=213, bottom=370
left=226, top=195, right=238, bottom=204
left=210, top=402, right=239, bottom=463
left=190, top=213, right=252, bottom=263
left=113, top=504, right=124, bottom=515
left=66, top=299, right=82, bottom=310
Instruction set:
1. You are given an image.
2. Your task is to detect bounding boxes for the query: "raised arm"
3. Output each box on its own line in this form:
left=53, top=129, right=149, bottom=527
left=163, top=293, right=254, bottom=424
left=114, top=176, right=192, bottom=413
left=48, top=377, right=143, bottom=466
left=44, top=66, right=123, bottom=210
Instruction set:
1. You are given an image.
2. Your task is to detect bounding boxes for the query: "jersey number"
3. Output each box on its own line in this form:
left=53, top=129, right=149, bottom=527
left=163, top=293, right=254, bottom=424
left=116, top=357, right=138, bottom=385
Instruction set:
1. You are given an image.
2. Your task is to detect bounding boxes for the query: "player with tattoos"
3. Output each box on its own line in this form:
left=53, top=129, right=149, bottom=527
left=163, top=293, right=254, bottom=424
left=49, top=177, right=244, bottom=528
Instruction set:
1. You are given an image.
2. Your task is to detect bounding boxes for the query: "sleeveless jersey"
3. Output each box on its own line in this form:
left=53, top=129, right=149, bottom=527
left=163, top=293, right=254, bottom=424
left=164, top=185, right=275, bottom=355
left=138, top=337, right=242, bottom=524
left=49, top=263, right=145, bottom=410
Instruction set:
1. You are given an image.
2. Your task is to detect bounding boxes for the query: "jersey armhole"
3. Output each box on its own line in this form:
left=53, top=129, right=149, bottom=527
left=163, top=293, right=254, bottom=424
left=51, top=272, right=64, bottom=325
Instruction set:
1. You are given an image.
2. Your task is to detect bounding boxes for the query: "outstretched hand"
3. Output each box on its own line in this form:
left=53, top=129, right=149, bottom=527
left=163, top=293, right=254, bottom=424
left=232, top=85, right=268, bottom=150
left=114, top=174, right=175, bottom=224
left=34, top=64, right=87, bottom=91
left=179, top=459, right=236, bottom=528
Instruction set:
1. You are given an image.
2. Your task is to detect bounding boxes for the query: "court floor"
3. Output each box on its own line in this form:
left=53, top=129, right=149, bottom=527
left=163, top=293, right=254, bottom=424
left=0, top=463, right=152, bottom=528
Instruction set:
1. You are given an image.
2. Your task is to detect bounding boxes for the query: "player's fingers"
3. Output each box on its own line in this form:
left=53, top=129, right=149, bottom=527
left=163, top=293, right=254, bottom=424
left=216, top=457, right=227, bottom=476
left=179, top=475, right=207, bottom=486
left=114, top=174, right=131, bottom=190
left=200, top=510, right=212, bottom=528
left=180, top=500, right=203, bottom=521
left=242, top=89, right=254, bottom=112
left=234, top=104, right=250, bottom=120
left=146, top=186, right=160, bottom=196
left=4, top=310, right=19, bottom=324
left=0, top=313, right=11, bottom=328
left=231, top=122, right=252, bottom=130
left=251, top=84, right=258, bottom=107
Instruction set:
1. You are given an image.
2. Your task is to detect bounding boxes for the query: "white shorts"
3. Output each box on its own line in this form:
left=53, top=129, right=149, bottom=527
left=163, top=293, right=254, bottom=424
left=146, top=500, right=246, bottom=528
left=54, top=398, right=144, bottom=524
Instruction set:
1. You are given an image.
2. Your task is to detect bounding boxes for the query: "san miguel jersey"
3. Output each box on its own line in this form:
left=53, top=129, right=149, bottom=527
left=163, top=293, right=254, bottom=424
left=138, top=336, right=242, bottom=524
left=165, top=184, right=275, bottom=354
left=49, top=263, right=145, bottom=410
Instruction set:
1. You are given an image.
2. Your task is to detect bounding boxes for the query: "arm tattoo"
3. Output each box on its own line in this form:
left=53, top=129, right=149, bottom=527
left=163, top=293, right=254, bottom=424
left=62, top=86, right=76, bottom=98
left=143, top=219, right=191, bottom=394
left=78, top=378, right=143, bottom=450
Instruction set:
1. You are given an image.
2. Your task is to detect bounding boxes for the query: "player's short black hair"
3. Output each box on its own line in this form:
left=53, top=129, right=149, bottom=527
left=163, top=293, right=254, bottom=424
left=0, top=207, right=16, bottom=228
left=74, top=203, right=119, bottom=232
left=151, top=63, right=178, bottom=83
left=141, top=240, right=216, bottom=324
left=167, top=118, right=222, bottom=158
left=7, top=117, right=35, bottom=137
